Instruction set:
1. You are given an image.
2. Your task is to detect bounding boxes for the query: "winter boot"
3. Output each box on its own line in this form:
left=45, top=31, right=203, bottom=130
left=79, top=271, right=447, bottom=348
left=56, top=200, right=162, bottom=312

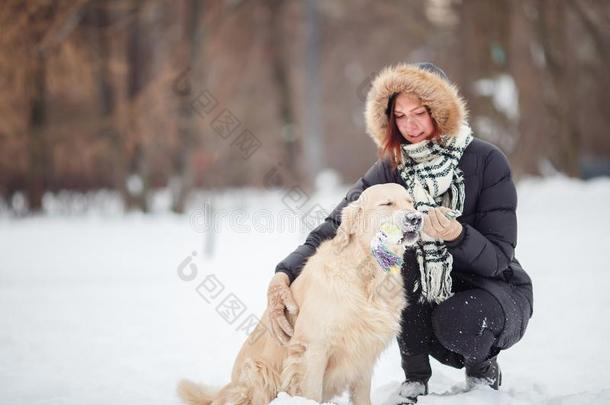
left=465, top=355, right=502, bottom=390
left=395, top=352, right=431, bottom=404
left=395, top=380, right=428, bottom=404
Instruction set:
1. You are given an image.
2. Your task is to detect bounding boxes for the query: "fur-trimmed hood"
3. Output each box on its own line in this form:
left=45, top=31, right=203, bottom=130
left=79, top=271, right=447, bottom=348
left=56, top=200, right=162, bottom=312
left=364, top=63, right=468, bottom=147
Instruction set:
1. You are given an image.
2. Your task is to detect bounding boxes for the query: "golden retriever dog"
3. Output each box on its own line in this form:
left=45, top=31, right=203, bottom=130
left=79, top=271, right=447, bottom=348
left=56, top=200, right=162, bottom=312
left=178, top=183, right=423, bottom=405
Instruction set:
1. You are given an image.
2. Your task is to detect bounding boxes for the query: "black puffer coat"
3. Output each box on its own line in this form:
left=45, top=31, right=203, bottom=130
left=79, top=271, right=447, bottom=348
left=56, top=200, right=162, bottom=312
left=275, top=138, right=533, bottom=350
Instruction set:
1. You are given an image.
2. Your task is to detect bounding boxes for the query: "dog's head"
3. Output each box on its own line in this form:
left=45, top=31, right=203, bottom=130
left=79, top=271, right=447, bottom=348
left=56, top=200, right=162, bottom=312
left=334, top=183, right=423, bottom=252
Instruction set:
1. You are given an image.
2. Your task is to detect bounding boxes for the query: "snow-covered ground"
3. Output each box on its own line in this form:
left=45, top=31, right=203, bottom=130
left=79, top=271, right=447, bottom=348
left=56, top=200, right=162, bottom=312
left=1, top=176, right=609, bottom=405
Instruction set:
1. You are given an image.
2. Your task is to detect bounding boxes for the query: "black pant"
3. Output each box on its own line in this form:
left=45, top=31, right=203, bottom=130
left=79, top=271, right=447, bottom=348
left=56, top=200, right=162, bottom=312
left=397, top=257, right=505, bottom=382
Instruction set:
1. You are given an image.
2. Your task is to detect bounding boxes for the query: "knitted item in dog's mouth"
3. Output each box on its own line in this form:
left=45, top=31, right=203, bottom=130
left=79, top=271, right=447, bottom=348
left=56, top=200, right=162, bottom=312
left=443, top=209, right=461, bottom=219
left=370, top=222, right=404, bottom=274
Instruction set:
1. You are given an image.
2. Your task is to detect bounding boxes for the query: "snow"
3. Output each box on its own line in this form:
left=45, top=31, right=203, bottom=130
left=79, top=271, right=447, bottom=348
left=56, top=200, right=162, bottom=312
left=473, top=74, right=519, bottom=122
left=1, top=176, right=610, bottom=404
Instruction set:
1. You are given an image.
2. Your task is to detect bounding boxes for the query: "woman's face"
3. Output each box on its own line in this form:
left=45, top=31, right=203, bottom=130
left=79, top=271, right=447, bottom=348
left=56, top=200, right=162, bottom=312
left=393, top=92, right=435, bottom=144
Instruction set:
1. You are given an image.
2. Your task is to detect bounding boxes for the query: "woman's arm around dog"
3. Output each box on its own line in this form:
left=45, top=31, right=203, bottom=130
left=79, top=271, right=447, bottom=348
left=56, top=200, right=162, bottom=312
left=266, top=158, right=395, bottom=345
left=275, top=158, right=396, bottom=283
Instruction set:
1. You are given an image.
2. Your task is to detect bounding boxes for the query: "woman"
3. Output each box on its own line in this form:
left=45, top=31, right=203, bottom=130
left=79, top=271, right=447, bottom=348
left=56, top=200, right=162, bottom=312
left=266, top=62, right=533, bottom=404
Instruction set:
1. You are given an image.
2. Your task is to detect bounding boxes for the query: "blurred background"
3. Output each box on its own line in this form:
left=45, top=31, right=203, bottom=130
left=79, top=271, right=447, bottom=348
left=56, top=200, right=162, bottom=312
left=2, top=1, right=610, bottom=404
left=1, top=0, right=609, bottom=215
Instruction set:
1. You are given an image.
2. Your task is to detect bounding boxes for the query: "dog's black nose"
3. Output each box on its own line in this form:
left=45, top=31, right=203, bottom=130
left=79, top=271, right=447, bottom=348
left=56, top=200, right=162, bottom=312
left=404, top=212, right=422, bottom=228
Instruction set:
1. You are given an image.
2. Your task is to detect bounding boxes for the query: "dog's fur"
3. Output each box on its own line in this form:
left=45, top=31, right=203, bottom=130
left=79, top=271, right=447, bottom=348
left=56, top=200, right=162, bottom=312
left=178, top=183, right=421, bottom=405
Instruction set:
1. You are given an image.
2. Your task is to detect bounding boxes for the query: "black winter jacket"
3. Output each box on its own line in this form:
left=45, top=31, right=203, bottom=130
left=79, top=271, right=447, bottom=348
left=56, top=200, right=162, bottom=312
left=275, top=138, right=533, bottom=349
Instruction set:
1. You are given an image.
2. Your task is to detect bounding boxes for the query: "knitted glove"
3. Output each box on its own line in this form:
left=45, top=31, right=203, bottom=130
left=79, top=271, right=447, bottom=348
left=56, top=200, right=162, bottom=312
left=266, top=272, right=299, bottom=346
left=422, top=207, right=463, bottom=242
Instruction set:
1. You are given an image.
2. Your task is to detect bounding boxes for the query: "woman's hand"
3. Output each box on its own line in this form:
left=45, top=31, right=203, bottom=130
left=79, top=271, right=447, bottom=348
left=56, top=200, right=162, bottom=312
left=423, top=207, right=463, bottom=242
left=266, top=272, right=299, bottom=346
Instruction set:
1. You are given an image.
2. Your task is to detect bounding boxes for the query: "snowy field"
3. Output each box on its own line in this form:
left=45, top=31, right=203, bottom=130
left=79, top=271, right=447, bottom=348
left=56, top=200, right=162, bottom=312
left=1, top=176, right=610, bottom=405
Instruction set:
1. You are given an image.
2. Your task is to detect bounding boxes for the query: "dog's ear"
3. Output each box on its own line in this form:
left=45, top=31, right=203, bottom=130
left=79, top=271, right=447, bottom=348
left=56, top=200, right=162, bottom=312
left=332, top=201, right=362, bottom=252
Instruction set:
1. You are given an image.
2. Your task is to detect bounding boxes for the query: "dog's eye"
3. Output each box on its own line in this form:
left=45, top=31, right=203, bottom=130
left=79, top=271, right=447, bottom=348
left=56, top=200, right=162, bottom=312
left=380, top=201, right=393, bottom=206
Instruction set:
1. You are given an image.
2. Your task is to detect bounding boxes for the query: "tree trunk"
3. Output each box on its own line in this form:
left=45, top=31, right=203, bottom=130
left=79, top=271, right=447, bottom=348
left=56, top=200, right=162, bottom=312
left=535, top=0, right=581, bottom=176
left=26, top=52, right=48, bottom=212
left=125, top=0, right=151, bottom=212
left=268, top=0, right=298, bottom=180
left=171, top=0, right=205, bottom=214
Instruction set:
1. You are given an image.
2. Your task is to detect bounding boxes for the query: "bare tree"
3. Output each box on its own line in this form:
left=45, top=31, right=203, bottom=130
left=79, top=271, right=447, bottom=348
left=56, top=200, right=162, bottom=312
left=533, top=0, right=581, bottom=176
left=124, top=0, right=153, bottom=212
left=267, top=0, right=299, bottom=180
left=171, top=0, right=206, bottom=213
left=0, top=1, right=86, bottom=212
left=457, top=0, right=519, bottom=155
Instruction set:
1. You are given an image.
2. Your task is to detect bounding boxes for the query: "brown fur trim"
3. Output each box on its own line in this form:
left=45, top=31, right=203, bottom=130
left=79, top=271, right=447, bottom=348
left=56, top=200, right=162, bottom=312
left=364, top=63, right=468, bottom=147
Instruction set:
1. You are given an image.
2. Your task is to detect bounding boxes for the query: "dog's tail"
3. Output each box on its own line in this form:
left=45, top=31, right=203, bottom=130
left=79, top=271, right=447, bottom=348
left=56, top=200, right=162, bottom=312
left=176, top=379, right=218, bottom=405
left=177, top=358, right=281, bottom=405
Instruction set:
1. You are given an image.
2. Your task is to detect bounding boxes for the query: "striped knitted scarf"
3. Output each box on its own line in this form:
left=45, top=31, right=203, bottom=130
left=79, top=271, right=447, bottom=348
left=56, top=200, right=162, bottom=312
left=397, top=124, right=473, bottom=304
